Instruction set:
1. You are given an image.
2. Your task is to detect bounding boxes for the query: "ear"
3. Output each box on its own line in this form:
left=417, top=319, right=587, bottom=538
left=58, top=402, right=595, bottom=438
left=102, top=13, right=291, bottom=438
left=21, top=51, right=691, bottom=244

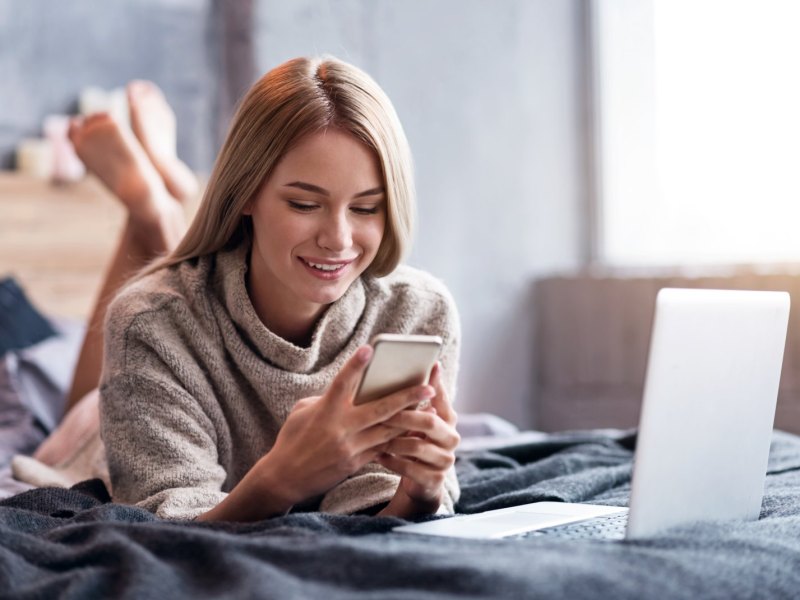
left=242, top=198, right=253, bottom=216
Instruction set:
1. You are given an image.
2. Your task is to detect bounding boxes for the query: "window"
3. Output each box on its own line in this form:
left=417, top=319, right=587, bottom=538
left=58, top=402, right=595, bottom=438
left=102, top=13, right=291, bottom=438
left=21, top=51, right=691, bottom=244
left=592, top=0, right=800, bottom=266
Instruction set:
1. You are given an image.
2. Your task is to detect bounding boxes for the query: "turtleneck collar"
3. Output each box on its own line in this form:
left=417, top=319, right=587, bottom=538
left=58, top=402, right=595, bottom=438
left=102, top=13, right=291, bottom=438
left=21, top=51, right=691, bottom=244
left=213, top=242, right=367, bottom=373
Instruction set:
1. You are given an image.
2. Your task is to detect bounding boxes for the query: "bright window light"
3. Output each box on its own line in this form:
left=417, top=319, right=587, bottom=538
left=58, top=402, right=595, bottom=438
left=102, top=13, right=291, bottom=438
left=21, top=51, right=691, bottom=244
left=599, top=0, right=800, bottom=266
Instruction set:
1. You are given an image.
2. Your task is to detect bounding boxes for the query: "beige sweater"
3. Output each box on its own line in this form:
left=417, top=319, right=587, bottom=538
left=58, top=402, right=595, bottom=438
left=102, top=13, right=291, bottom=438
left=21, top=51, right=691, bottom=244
left=99, top=243, right=461, bottom=521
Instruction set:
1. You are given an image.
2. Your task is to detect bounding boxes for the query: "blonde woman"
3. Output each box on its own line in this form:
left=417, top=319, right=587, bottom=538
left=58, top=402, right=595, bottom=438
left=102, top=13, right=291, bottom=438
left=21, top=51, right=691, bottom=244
left=21, top=57, right=461, bottom=522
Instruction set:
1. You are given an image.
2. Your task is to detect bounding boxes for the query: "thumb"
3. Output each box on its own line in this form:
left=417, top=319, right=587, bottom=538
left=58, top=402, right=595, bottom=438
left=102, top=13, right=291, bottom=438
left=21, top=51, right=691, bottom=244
left=326, top=345, right=373, bottom=406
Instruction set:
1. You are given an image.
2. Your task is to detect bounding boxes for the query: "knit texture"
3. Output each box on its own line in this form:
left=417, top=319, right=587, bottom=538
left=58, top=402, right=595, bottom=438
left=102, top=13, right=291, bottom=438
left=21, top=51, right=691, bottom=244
left=99, top=243, right=461, bottom=521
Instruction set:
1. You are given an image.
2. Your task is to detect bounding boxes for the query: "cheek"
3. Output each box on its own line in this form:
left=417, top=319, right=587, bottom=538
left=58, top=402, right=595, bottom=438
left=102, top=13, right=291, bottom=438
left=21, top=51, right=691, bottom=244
left=362, top=219, right=386, bottom=253
left=257, top=213, right=310, bottom=255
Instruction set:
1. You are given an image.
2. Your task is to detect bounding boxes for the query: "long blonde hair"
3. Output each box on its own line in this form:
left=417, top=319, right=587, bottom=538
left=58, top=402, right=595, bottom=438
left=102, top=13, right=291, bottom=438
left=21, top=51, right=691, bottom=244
left=141, top=56, right=415, bottom=278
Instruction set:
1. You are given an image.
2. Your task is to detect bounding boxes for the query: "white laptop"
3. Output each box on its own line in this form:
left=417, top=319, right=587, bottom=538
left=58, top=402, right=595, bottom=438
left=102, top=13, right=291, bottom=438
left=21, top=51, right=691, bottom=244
left=395, top=288, right=790, bottom=540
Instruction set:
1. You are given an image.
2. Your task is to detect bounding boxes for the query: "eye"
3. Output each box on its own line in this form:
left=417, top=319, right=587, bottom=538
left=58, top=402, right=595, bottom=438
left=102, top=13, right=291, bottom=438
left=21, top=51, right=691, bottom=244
left=350, top=205, right=382, bottom=216
left=287, top=200, right=318, bottom=212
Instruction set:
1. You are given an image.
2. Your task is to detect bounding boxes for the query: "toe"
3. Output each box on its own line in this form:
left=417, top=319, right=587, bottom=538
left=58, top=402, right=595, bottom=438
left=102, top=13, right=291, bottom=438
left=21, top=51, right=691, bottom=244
left=67, top=116, right=84, bottom=141
left=84, top=112, right=111, bottom=125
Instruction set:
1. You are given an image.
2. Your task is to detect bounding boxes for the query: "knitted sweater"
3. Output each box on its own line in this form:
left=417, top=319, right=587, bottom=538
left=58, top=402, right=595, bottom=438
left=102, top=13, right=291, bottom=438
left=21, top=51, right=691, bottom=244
left=99, top=243, right=461, bottom=521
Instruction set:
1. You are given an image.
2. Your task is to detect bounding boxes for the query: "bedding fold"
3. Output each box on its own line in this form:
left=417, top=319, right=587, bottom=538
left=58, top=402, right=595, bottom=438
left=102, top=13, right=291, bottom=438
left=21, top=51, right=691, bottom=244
left=2, top=429, right=800, bottom=598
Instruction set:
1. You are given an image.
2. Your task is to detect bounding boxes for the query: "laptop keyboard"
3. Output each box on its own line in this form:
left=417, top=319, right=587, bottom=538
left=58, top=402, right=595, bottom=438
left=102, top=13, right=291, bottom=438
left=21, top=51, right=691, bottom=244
left=515, top=512, right=629, bottom=540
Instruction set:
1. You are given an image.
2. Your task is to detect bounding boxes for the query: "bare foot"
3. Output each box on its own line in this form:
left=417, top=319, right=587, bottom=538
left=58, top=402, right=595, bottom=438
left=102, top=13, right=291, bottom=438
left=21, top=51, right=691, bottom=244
left=127, top=80, right=199, bottom=202
left=68, top=113, right=186, bottom=251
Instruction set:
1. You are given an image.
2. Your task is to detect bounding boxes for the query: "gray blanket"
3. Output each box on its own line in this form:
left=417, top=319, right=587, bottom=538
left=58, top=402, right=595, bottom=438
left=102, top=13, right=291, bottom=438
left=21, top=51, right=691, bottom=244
left=1, top=429, right=799, bottom=599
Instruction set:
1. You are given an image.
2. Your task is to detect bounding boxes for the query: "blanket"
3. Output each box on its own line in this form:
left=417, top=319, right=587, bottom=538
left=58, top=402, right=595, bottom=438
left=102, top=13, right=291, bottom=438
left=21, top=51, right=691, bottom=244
left=2, top=430, right=800, bottom=599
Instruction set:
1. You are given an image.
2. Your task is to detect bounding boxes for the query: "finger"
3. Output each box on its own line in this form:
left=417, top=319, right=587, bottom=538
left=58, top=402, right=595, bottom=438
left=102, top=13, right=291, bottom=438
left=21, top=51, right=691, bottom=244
left=383, top=436, right=456, bottom=470
left=351, top=423, right=408, bottom=454
left=405, top=407, right=435, bottom=439
left=291, top=395, right=322, bottom=413
left=290, top=398, right=312, bottom=414
left=376, top=454, right=446, bottom=496
left=351, top=384, right=435, bottom=429
left=326, top=345, right=373, bottom=406
left=345, top=447, right=388, bottom=476
left=382, top=408, right=461, bottom=450
left=429, top=362, right=457, bottom=426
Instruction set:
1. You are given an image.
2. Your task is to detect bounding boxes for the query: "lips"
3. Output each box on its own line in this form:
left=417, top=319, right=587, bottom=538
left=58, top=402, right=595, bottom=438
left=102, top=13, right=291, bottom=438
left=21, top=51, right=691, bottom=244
left=298, top=257, right=355, bottom=280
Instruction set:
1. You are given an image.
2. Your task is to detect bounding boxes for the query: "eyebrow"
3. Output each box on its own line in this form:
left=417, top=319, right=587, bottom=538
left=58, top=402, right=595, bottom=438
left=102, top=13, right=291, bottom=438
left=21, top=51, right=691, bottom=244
left=283, top=181, right=385, bottom=199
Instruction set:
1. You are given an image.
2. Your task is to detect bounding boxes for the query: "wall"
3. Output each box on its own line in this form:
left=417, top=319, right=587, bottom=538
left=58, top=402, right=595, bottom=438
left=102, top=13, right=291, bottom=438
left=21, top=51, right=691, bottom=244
left=535, top=273, right=800, bottom=435
left=0, top=0, right=219, bottom=171
left=255, top=0, right=589, bottom=427
left=0, top=1, right=589, bottom=428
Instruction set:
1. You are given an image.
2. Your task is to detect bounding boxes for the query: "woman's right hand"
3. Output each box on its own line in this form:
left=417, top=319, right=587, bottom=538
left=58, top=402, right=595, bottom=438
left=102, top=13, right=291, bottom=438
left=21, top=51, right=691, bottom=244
left=254, top=345, right=435, bottom=509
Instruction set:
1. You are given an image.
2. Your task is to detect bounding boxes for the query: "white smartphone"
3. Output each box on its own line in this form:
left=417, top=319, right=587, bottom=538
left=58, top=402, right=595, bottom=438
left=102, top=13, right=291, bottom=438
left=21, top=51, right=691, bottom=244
left=354, top=334, right=443, bottom=405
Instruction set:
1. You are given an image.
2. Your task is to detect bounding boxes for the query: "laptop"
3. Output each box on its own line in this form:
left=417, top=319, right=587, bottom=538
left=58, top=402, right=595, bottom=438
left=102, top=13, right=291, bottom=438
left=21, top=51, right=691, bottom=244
left=394, top=288, right=790, bottom=540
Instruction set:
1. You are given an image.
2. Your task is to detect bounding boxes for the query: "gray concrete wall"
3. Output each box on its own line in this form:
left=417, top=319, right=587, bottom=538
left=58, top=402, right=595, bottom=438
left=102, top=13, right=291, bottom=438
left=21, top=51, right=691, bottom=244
left=256, top=0, right=588, bottom=427
left=0, top=0, right=219, bottom=171
left=0, top=0, right=588, bottom=428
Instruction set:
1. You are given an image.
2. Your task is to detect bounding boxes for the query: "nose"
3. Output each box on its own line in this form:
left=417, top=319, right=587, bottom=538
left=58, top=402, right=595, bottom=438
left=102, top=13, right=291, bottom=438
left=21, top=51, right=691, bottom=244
left=317, top=210, right=352, bottom=252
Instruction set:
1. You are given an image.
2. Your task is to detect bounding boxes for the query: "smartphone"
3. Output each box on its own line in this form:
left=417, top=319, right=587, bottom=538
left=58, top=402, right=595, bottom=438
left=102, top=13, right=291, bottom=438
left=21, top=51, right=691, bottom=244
left=354, top=334, right=443, bottom=405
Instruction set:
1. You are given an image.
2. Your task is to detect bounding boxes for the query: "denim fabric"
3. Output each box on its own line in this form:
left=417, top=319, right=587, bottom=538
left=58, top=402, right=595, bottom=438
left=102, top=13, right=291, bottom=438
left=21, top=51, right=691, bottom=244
left=0, top=277, right=56, bottom=356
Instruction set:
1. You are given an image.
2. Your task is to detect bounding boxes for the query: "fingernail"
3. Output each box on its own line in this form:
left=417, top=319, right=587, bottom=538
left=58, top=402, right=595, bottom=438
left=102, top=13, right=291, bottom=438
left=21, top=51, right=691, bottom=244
left=431, top=362, right=441, bottom=380
left=415, top=385, right=434, bottom=400
left=357, top=345, right=373, bottom=363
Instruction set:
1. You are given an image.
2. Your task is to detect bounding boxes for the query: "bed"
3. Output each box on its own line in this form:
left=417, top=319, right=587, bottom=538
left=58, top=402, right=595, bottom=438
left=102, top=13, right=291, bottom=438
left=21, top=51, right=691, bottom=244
left=2, top=429, right=800, bottom=598
left=3, top=174, right=800, bottom=598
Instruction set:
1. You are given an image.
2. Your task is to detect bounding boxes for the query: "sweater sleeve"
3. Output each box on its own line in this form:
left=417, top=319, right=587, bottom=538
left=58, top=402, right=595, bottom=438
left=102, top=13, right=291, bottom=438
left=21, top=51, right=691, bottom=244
left=320, top=283, right=462, bottom=515
left=99, top=292, right=235, bottom=527
left=100, top=371, right=229, bottom=520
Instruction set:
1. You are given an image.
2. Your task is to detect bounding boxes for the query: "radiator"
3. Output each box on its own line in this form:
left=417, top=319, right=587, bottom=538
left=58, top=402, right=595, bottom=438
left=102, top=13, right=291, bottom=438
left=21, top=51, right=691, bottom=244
left=534, top=272, right=800, bottom=434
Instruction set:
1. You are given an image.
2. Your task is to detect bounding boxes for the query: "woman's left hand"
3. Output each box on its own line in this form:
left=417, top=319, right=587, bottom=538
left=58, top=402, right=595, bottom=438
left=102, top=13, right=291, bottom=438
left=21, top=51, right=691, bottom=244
left=376, top=362, right=460, bottom=517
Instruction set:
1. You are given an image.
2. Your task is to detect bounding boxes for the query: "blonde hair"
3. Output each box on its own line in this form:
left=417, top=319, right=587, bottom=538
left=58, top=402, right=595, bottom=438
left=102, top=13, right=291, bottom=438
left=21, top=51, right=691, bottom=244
left=141, top=56, right=415, bottom=278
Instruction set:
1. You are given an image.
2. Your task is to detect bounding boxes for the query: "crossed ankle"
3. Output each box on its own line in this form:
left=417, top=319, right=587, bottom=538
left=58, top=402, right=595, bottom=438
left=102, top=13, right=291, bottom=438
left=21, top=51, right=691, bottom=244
left=127, top=213, right=183, bottom=254
left=154, top=157, right=199, bottom=202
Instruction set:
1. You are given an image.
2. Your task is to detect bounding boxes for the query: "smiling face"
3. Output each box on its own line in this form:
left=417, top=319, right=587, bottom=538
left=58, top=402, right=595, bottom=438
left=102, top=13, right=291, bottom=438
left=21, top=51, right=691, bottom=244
left=244, top=127, right=386, bottom=341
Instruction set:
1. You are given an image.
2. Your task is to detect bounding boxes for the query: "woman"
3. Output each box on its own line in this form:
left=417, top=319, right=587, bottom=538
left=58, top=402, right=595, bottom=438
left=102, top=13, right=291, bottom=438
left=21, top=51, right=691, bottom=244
left=94, top=56, right=461, bottom=522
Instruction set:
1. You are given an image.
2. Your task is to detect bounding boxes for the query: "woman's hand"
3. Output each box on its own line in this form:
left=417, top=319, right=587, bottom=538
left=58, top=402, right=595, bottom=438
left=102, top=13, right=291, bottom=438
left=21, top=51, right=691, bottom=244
left=198, top=345, right=440, bottom=523
left=257, top=345, right=435, bottom=509
left=376, top=362, right=460, bottom=517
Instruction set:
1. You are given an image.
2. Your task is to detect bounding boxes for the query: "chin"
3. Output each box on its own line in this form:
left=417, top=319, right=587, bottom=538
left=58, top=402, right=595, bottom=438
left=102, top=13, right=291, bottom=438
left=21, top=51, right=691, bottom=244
left=304, top=282, right=353, bottom=306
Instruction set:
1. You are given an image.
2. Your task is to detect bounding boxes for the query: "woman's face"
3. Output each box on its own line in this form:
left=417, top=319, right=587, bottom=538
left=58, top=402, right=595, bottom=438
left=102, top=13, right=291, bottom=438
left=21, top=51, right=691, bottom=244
left=245, top=127, right=386, bottom=328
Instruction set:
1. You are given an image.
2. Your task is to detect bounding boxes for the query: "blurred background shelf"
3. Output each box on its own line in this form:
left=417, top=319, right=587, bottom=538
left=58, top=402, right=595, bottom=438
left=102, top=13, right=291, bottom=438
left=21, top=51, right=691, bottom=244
left=0, top=172, right=199, bottom=320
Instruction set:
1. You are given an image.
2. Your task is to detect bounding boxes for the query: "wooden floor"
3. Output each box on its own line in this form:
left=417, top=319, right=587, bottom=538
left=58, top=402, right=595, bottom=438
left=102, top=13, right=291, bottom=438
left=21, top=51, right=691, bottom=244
left=0, top=173, right=198, bottom=320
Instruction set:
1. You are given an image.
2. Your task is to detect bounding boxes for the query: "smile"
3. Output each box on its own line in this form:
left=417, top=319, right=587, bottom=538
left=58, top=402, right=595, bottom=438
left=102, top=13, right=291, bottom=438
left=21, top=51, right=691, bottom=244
left=299, top=257, right=354, bottom=280
left=306, top=261, right=345, bottom=272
